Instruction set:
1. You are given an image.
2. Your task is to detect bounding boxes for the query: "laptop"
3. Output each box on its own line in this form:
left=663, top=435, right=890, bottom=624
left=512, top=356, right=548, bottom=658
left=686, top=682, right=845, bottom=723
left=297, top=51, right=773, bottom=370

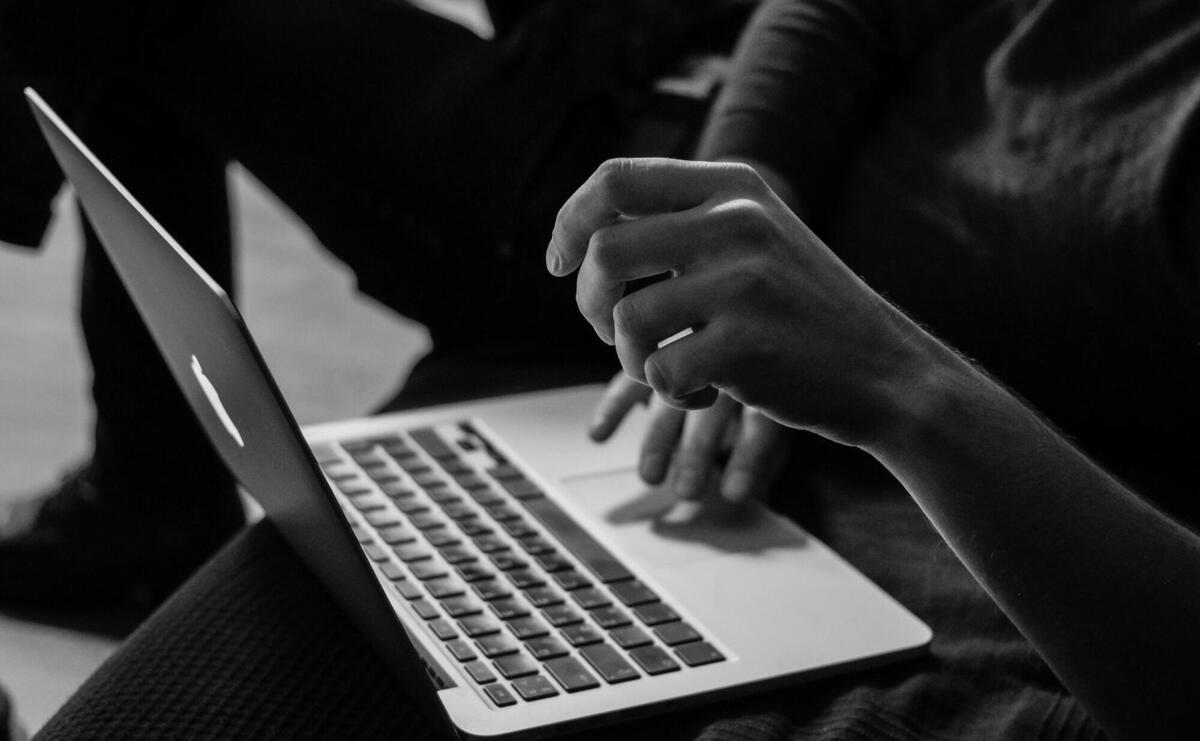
left=26, top=88, right=931, bottom=739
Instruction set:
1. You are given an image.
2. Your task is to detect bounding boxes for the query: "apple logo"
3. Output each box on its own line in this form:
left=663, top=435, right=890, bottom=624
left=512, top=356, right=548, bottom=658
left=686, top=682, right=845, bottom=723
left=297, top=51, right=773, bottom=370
left=191, top=354, right=245, bottom=448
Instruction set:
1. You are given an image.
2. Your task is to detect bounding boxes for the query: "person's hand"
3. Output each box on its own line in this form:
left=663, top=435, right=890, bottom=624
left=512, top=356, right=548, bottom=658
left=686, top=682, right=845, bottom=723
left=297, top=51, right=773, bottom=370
left=547, top=157, right=928, bottom=448
left=589, top=373, right=789, bottom=504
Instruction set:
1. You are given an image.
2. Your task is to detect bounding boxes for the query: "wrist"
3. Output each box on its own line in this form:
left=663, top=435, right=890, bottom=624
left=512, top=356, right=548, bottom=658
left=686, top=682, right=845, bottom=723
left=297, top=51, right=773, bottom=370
left=857, top=315, right=978, bottom=459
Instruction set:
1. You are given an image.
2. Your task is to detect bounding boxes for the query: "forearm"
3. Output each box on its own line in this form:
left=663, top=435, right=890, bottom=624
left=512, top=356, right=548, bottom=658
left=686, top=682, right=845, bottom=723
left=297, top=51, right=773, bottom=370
left=865, top=331, right=1200, bottom=739
left=698, top=0, right=987, bottom=221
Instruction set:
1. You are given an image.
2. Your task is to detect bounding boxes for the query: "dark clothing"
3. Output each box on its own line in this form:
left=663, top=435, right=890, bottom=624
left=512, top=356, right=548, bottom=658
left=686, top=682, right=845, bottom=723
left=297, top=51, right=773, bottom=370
left=3, top=0, right=1199, bottom=738
left=706, top=0, right=1200, bottom=525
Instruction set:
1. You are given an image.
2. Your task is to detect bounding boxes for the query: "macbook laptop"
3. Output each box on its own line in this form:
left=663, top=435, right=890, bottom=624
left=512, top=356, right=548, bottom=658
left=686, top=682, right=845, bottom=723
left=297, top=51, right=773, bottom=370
left=26, top=88, right=931, bottom=739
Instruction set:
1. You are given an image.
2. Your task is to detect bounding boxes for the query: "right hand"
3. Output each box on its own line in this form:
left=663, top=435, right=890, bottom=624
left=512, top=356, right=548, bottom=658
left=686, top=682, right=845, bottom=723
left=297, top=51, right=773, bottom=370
left=589, top=372, right=789, bottom=505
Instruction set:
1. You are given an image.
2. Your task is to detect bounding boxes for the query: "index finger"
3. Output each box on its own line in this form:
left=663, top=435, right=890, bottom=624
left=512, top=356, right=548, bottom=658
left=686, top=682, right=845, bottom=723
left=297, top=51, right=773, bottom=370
left=546, top=158, right=751, bottom=277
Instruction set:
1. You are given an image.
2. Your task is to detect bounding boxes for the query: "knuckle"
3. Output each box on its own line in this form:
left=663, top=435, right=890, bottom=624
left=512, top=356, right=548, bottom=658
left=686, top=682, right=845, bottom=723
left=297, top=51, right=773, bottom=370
left=721, top=197, right=771, bottom=237
left=588, top=227, right=621, bottom=274
left=727, top=162, right=767, bottom=195
left=595, top=158, right=634, bottom=199
left=612, top=295, right=643, bottom=337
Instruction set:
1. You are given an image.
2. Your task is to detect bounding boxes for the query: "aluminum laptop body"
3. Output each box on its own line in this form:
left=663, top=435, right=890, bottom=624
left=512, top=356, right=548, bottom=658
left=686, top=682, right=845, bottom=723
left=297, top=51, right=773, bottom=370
left=27, top=88, right=932, bottom=739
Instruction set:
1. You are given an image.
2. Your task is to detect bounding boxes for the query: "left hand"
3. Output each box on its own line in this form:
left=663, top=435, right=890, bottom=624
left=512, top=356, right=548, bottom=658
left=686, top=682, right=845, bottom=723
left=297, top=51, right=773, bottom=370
left=547, top=157, right=924, bottom=448
left=589, top=372, right=789, bottom=504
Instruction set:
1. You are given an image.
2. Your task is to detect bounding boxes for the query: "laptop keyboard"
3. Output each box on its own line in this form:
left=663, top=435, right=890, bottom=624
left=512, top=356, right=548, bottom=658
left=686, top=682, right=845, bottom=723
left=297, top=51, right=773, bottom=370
left=313, top=422, right=725, bottom=707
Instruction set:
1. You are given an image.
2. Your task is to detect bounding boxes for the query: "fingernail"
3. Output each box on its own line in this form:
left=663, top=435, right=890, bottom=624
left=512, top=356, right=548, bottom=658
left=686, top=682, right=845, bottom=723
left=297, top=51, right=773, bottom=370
left=640, top=453, right=666, bottom=483
left=724, top=472, right=752, bottom=503
left=545, top=247, right=561, bottom=275
left=675, top=466, right=705, bottom=499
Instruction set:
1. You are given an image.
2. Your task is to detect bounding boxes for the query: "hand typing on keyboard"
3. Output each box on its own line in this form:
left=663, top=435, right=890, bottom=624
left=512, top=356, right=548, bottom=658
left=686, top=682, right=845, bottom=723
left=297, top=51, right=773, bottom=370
left=588, top=372, right=789, bottom=505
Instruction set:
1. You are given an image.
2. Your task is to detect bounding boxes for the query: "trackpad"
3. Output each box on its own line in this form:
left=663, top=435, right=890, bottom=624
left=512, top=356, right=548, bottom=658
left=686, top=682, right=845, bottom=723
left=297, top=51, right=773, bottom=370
left=559, top=469, right=808, bottom=570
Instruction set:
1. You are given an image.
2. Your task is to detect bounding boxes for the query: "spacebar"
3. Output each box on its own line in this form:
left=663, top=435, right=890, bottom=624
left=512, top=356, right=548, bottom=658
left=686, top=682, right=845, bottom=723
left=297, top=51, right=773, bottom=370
left=522, top=497, right=633, bottom=583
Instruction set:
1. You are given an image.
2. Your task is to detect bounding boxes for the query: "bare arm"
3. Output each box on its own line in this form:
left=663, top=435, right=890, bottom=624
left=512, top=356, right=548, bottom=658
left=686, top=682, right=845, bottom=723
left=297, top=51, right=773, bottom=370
left=549, top=157, right=1200, bottom=740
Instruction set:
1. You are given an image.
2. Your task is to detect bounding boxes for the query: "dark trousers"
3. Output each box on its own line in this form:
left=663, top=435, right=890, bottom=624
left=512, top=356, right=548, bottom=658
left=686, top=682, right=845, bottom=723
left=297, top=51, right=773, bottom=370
left=50, top=0, right=650, bottom=502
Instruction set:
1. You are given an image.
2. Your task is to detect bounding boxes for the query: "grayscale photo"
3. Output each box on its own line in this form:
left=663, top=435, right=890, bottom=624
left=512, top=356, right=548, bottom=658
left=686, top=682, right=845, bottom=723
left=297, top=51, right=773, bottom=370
left=1, top=1, right=1196, bottom=739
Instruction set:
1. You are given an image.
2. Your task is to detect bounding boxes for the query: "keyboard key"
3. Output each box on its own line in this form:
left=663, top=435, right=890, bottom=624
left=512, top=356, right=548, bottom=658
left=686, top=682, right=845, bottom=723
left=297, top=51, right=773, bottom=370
left=409, top=513, right=447, bottom=531
left=456, top=564, right=495, bottom=583
left=447, top=639, right=477, bottom=662
left=411, top=427, right=457, bottom=459
left=394, top=500, right=430, bottom=515
left=427, top=488, right=461, bottom=505
left=393, top=544, right=432, bottom=562
left=524, top=586, right=562, bottom=608
left=442, top=503, right=477, bottom=521
left=494, top=653, right=540, bottom=679
left=633, top=602, right=680, bottom=626
left=379, top=561, right=406, bottom=580
left=412, top=599, right=440, bottom=620
left=410, top=562, right=449, bottom=581
left=464, top=660, right=496, bottom=684
left=579, top=644, right=640, bottom=684
left=380, top=482, right=415, bottom=499
left=487, top=464, right=523, bottom=481
left=500, top=519, right=537, bottom=538
left=560, top=624, right=604, bottom=647
left=610, top=625, right=653, bottom=649
left=629, top=646, right=680, bottom=675
left=429, top=619, right=458, bottom=640
left=475, top=634, right=521, bottom=658
left=472, top=534, right=507, bottom=552
left=535, top=554, right=572, bottom=573
left=365, top=510, right=401, bottom=528
left=499, top=478, right=545, bottom=500
left=552, top=571, right=593, bottom=591
left=506, top=569, right=545, bottom=590
left=485, top=504, right=522, bottom=522
left=442, top=596, right=483, bottom=618
left=472, top=580, right=512, bottom=601
left=467, top=487, right=506, bottom=506
left=482, top=683, right=517, bottom=707
left=490, top=553, right=528, bottom=571
left=542, top=604, right=584, bottom=627
left=438, top=456, right=472, bottom=474
left=425, top=578, right=465, bottom=600
left=522, top=497, right=634, bottom=583
left=413, top=472, right=447, bottom=490
left=654, top=621, right=702, bottom=646
left=425, top=530, right=462, bottom=548
left=377, top=524, right=416, bottom=545
left=489, top=598, right=530, bottom=621
left=459, top=519, right=495, bottom=536
left=674, top=641, right=725, bottom=667
left=610, top=580, right=658, bottom=607
left=590, top=606, right=631, bottom=629
left=381, top=440, right=416, bottom=459
left=544, top=656, right=600, bottom=692
left=507, top=616, right=550, bottom=640
left=340, top=483, right=374, bottom=497
left=438, top=545, right=476, bottom=564
left=454, top=473, right=489, bottom=490
left=518, top=537, right=555, bottom=556
left=393, top=579, right=423, bottom=600
left=570, top=588, right=611, bottom=610
left=351, top=526, right=372, bottom=544
left=363, top=464, right=396, bottom=483
left=525, top=636, right=570, bottom=661
left=363, top=544, right=390, bottom=562
left=458, top=615, right=502, bottom=638
left=310, top=442, right=341, bottom=464
left=511, top=674, right=559, bottom=701
left=398, top=459, right=431, bottom=475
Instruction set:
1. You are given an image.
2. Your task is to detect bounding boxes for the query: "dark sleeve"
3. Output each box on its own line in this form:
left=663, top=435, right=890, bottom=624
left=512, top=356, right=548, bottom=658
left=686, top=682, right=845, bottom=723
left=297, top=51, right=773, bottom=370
left=697, top=0, right=991, bottom=220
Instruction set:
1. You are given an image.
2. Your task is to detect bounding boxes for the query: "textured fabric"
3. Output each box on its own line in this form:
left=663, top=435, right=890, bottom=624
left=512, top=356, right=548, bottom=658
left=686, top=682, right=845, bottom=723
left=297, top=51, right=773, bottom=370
left=706, top=0, right=1200, bottom=525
